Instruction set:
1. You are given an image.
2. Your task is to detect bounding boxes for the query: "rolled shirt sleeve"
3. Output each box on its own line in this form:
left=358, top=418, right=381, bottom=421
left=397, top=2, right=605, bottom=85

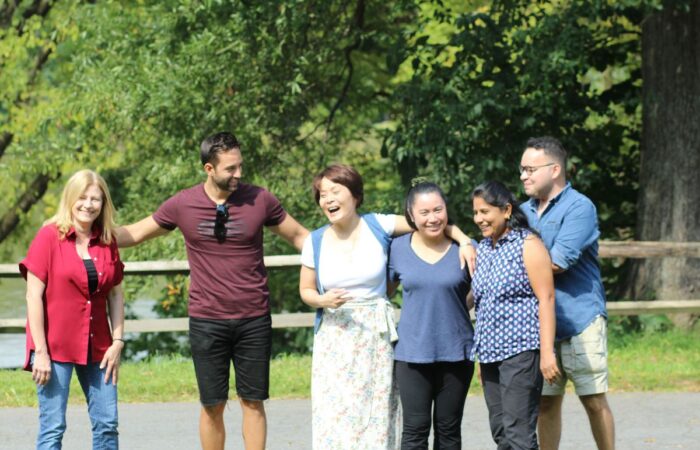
left=19, top=225, right=54, bottom=283
left=111, top=242, right=125, bottom=286
left=549, top=199, right=600, bottom=271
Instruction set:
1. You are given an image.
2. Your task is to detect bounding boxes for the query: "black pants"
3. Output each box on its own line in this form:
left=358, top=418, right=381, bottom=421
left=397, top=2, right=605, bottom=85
left=395, top=360, right=475, bottom=450
left=480, top=351, right=543, bottom=450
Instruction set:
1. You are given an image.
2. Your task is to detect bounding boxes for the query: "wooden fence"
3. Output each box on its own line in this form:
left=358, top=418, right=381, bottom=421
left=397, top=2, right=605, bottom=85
left=1, top=241, right=699, bottom=333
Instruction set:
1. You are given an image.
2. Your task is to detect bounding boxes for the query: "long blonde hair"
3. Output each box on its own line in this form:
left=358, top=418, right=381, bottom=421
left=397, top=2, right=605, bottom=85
left=45, top=170, right=117, bottom=244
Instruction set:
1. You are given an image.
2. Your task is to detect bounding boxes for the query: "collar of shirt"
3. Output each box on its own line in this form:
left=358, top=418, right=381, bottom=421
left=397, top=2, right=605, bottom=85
left=65, top=225, right=102, bottom=242
left=526, top=182, right=572, bottom=216
left=479, top=228, right=521, bottom=252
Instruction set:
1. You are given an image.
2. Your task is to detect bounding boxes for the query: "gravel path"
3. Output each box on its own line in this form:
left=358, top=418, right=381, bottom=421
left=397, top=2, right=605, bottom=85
left=1, top=393, right=698, bottom=449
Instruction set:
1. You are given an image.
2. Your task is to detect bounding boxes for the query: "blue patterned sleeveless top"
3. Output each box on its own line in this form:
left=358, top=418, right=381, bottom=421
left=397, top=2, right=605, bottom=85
left=469, top=228, right=540, bottom=363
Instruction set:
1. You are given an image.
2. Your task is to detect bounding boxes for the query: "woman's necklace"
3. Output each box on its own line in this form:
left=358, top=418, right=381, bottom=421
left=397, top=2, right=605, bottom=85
left=74, top=226, right=92, bottom=259
left=330, top=221, right=361, bottom=262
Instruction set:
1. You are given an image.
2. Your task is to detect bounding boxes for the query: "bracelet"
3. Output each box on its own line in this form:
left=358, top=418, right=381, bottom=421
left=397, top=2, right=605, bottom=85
left=459, top=242, right=471, bottom=248
left=113, top=338, right=125, bottom=343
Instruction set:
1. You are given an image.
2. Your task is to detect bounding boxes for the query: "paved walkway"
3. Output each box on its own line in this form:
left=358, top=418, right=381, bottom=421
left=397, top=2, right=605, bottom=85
left=1, top=393, right=698, bottom=449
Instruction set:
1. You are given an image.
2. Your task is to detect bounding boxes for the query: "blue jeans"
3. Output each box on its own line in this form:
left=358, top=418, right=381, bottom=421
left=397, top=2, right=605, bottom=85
left=36, top=359, right=119, bottom=450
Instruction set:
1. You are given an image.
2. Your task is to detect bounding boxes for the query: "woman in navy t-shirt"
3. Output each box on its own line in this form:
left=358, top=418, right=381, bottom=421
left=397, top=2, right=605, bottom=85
left=388, top=181, right=475, bottom=450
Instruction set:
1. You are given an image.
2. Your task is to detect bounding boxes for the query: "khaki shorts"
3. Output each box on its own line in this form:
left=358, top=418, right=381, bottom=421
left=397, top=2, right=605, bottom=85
left=542, top=315, right=608, bottom=396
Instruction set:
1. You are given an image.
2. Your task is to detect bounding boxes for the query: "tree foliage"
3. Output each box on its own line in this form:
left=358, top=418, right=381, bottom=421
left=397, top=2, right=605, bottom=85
left=386, top=0, right=651, bottom=239
left=0, top=0, right=85, bottom=253
left=1, top=0, right=415, bottom=354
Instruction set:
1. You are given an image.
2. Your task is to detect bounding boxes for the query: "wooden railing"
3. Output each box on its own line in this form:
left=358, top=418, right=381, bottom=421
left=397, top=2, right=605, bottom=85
left=1, top=241, right=699, bottom=333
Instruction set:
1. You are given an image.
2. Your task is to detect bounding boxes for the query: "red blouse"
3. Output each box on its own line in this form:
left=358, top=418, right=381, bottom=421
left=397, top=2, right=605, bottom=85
left=19, top=224, right=124, bottom=370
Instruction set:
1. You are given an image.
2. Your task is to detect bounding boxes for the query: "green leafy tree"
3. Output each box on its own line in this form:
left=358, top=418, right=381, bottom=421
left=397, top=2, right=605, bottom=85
left=0, top=0, right=81, bottom=252
left=386, top=0, right=699, bottom=321
left=386, top=0, right=642, bottom=240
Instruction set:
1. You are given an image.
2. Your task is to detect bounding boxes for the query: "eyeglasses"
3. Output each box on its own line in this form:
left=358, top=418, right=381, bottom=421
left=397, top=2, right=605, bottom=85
left=518, top=163, right=556, bottom=176
left=214, top=204, right=229, bottom=242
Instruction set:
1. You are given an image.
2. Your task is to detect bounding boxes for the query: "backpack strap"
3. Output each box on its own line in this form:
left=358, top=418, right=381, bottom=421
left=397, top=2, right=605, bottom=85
left=361, top=213, right=391, bottom=253
left=311, top=224, right=329, bottom=333
left=311, top=214, right=391, bottom=334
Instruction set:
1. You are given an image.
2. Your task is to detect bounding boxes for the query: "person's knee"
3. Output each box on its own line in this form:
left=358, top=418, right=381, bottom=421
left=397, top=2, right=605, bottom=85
left=38, top=406, right=67, bottom=440
left=91, top=420, right=119, bottom=449
left=580, top=393, right=611, bottom=415
left=239, top=398, right=266, bottom=417
left=433, top=415, right=462, bottom=448
left=38, top=419, right=67, bottom=439
left=403, top=412, right=431, bottom=434
left=539, top=395, right=563, bottom=416
left=202, top=402, right=227, bottom=420
left=401, top=413, right=432, bottom=448
left=90, top=413, right=118, bottom=434
left=434, top=412, right=461, bottom=433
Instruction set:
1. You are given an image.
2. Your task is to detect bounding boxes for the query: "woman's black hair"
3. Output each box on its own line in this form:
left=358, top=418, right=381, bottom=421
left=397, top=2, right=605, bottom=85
left=471, top=180, right=534, bottom=233
left=404, top=180, right=450, bottom=230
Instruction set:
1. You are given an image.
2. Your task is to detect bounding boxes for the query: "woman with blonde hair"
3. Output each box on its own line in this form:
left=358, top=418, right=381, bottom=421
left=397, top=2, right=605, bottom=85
left=20, top=169, right=125, bottom=449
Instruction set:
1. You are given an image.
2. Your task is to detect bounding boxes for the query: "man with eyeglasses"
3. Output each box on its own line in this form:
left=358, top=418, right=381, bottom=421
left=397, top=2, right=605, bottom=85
left=115, top=132, right=308, bottom=450
left=519, top=136, right=615, bottom=450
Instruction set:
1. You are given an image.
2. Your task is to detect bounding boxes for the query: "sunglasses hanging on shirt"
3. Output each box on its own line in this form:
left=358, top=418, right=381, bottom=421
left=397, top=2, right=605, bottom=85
left=214, top=204, right=229, bottom=242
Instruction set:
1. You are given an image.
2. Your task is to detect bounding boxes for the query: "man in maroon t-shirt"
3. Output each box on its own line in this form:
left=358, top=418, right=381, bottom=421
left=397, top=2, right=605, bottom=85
left=115, top=132, right=308, bottom=450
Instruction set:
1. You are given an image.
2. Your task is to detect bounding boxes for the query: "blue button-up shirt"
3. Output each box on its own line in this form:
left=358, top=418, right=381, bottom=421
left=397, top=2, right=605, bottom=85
left=523, top=183, right=606, bottom=340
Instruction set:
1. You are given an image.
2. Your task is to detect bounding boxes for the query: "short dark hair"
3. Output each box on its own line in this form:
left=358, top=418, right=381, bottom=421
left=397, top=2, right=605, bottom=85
left=312, top=164, right=364, bottom=208
left=200, top=132, right=241, bottom=165
left=525, top=136, right=567, bottom=169
left=404, top=181, right=449, bottom=230
left=471, top=180, right=534, bottom=233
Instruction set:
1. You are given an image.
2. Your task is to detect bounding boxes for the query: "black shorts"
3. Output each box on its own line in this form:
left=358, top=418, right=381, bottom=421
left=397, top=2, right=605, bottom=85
left=189, top=315, right=272, bottom=406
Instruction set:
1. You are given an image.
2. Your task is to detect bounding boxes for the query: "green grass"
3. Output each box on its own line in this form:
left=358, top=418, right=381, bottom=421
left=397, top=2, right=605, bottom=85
left=0, top=353, right=313, bottom=407
left=607, top=328, right=700, bottom=392
left=1, top=329, right=698, bottom=407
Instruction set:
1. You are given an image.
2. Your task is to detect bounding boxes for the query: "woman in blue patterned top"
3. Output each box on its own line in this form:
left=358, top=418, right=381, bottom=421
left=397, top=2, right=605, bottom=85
left=388, top=181, right=475, bottom=450
left=470, top=181, right=559, bottom=450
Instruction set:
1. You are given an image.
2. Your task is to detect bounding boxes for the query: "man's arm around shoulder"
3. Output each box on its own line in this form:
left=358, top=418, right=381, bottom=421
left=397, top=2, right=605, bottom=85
left=114, top=216, right=171, bottom=248
left=551, top=263, right=565, bottom=274
left=550, top=197, right=599, bottom=274
left=269, top=214, right=309, bottom=251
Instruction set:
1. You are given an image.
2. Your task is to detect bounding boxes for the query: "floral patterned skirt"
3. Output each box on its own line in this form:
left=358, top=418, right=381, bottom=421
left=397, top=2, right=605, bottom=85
left=311, top=300, right=402, bottom=449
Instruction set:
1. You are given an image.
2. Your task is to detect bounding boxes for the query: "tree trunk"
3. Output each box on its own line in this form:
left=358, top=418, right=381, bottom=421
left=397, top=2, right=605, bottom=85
left=0, top=173, right=55, bottom=243
left=0, top=2, right=56, bottom=244
left=627, top=1, right=700, bottom=328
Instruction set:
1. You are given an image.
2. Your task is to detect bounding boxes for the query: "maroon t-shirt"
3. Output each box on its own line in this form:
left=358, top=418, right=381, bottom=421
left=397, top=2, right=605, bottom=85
left=153, top=183, right=287, bottom=319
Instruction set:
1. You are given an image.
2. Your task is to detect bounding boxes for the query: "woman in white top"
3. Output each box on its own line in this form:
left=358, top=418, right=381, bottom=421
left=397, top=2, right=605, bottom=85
left=299, top=165, right=474, bottom=450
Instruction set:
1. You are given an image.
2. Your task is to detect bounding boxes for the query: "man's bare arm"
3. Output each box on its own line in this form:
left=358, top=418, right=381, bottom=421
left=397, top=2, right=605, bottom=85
left=268, top=214, right=309, bottom=251
left=114, top=216, right=170, bottom=248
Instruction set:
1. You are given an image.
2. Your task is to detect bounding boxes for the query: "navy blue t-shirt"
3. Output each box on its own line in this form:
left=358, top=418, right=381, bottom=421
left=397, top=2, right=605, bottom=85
left=389, top=233, right=474, bottom=363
